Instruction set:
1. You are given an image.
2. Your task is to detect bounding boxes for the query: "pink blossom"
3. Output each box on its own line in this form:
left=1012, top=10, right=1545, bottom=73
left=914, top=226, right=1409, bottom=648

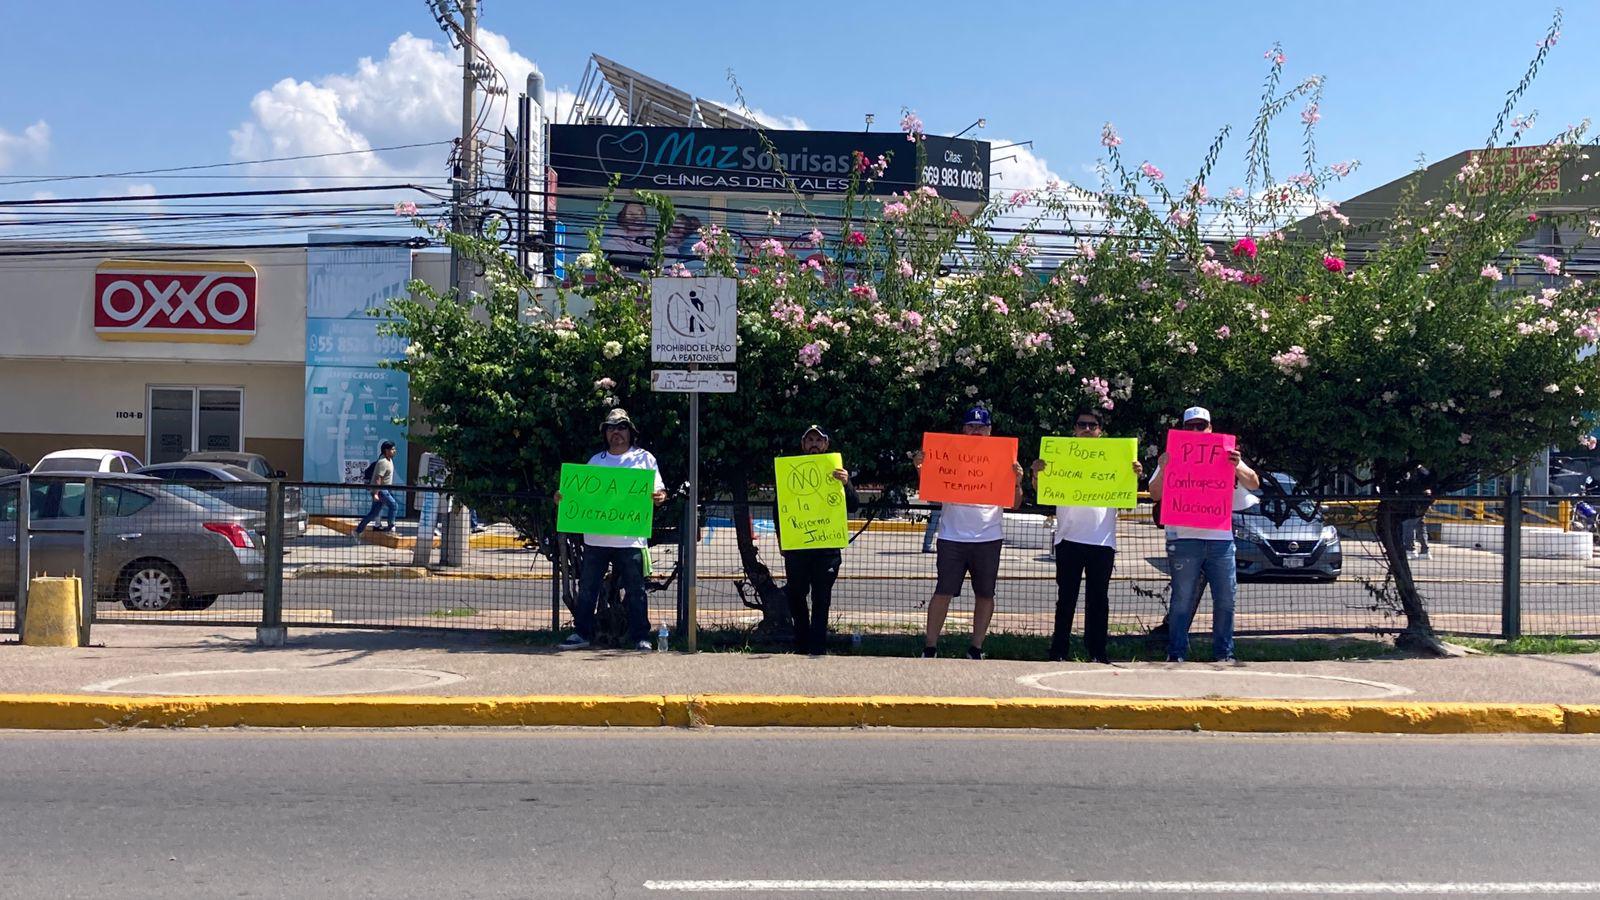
left=1168, top=208, right=1193, bottom=228
left=1481, top=264, right=1503, bottom=281
left=594, top=377, right=615, bottom=390
left=897, top=259, right=915, bottom=278
left=1009, top=189, right=1035, bottom=206
left=901, top=310, right=924, bottom=330
left=987, top=295, right=1010, bottom=315
left=1539, top=254, right=1562, bottom=275
left=758, top=238, right=787, bottom=258
left=804, top=257, right=823, bottom=271
left=849, top=284, right=878, bottom=302
left=1139, top=162, right=1164, bottom=181
left=1301, top=103, right=1320, bottom=126
left=798, top=342, right=826, bottom=368
left=900, top=111, right=924, bottom=141
left=1271, top=345, right=1311, bottom=376
left=1100, top=122, right=1122, bottom=148
left=1215, top=325, right=1232, bottom=339
left=1329, top=161, right=1354, bottom=178
left=847, top=231, right=866, bottom=247
left=1576, top=324, right=1598, bottom=342
left=692, top=240, right=711, bottom=257
left=882, top=201, right=910, bottom=220
left=1459, top=433, right=1473, bottom=445
left=807, top=228, right=824, bottom=247
left=1241, top=274, right=1265, bottom=287
left=393, top=201, right=419, bottom=216
left=1322, top=256, right=1346, bottom=273
left=1232, top=237, right=1258, bottom=259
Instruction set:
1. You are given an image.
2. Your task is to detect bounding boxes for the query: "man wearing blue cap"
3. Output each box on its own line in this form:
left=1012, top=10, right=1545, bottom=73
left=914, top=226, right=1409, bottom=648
left=911, top=406, right=1026, bottom=659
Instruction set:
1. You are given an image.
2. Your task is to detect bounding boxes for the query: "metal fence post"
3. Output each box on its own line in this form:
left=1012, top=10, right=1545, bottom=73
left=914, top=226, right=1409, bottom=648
left=16, top=474, right=29, bottom=630
left=257, top=480, right=286, bottom=647
left=1501, top=477, right=1523, bottom=641
left=80, top=477, right=96, bottom=647
left=676, top=497, right=690, bottom=638
left=552, top=534, right=564, bottom=634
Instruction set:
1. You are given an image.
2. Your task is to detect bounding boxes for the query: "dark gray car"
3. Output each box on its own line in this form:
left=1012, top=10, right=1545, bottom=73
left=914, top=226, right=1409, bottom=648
left=0, top=474, right=264, bottom=611
left=1233, top=473, right=1342, bottom=581
left=181, top=451, right=286, bottom=480
left=137, top=462, right=307, bottom=540
left=0, top=448, right=26, bottom=477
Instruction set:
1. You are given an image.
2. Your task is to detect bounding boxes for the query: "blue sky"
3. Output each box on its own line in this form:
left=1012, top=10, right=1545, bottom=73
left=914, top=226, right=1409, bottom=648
left=2, top=1, right=1597, bottom=237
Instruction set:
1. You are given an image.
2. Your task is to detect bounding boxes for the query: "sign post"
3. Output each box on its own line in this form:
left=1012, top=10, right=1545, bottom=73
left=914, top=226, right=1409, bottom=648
left=650, top=276, right=738, bottom=653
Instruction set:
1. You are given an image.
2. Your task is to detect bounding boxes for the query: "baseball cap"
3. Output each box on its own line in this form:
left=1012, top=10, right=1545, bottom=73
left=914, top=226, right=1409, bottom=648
left=801, top=424, right=830, bottom=442
left=1181, top=406, right=1212, bottom=425
left=963, top=407, right=993, bottom=427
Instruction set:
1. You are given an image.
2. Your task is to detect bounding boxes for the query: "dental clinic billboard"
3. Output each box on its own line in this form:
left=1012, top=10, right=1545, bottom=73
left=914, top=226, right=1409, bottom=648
left=548, top=125, right=990, bottom=271
left=549, top=125, right=989, bottom=203
left=303, top=235, right=412, bottom=512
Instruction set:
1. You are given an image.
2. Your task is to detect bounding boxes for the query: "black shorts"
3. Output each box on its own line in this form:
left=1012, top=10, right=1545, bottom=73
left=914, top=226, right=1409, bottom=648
left=934, top=539, right=1003, bottom=598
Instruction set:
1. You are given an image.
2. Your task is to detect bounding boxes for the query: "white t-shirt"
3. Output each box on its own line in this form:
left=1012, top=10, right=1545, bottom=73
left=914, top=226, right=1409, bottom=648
left=1053, top=505, right=1118, bottom=549
left=1151, top=463, right=1256, bottom=541
left=938, top=502, right=1004, bottom=543
left=583, top=447, right=666, bottom=549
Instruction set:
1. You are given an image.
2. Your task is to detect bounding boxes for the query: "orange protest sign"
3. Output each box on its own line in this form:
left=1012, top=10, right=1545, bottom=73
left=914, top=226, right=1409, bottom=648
left=918, top=433, right=1019, bottom=507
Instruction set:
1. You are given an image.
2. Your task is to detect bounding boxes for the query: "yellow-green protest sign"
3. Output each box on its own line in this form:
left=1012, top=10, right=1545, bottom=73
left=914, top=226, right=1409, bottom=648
left=557, top=463, right=656, bottom=537
left=1036, top=437, right=1139, bottom=508
left=775, top=452, right=848, bottom=551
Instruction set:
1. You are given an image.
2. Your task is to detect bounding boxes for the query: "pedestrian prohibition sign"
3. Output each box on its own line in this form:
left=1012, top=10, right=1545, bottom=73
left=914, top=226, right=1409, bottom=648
left=651, top=276, right=737, bottom=364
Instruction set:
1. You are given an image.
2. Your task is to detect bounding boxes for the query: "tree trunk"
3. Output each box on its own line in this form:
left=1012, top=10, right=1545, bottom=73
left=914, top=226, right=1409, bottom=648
left=1376, top=497, right=1452, bottom=656
left=731, top=476, right=791, bottom=634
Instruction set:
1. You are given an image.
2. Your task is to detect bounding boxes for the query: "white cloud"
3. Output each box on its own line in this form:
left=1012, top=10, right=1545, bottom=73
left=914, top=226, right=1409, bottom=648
left=229, top=30, right=573, bottom=188
left=0, top=120, right=50, bottom=172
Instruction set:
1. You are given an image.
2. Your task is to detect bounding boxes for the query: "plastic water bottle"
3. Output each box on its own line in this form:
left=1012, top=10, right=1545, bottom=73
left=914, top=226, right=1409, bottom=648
left=656, top=623, right=670, bottom=652
left=851, top=627, right=863, bottom=650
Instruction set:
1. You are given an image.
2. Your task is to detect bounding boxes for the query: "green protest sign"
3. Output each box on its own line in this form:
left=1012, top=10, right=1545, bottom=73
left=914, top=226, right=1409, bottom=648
left=556, top=463, right=656, bottom=537
left=1036, top=437, right=1139, bottom=508
left=774, top=452, right=848, bottom=551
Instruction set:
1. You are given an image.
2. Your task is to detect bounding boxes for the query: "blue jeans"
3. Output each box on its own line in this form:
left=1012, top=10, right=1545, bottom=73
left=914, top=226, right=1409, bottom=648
left=356, top=490, right=397, bottom=532
left=1166, top=538, right=1237, bottom=661
left=921, top=508, right=942, bottom=552
left=573, top=544, right=651, bottom=644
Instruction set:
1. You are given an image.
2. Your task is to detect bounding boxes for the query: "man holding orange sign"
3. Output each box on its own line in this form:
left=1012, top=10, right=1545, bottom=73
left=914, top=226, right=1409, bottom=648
left=911, top=407, right=1025, bottom=659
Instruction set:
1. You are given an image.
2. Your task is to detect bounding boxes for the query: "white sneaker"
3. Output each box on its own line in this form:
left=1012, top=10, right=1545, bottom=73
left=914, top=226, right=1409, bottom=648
left=1417, top=551, right=1432, bottom=560
left=557, top=634, right=591, bottom=650
left=1405, top=550, right=1418, bottom=559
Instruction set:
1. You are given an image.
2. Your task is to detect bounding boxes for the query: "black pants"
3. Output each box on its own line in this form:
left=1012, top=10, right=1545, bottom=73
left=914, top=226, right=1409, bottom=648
left=1052, top=540, right=1115, bottom=661
left=785, top=549, right=841, bottom=654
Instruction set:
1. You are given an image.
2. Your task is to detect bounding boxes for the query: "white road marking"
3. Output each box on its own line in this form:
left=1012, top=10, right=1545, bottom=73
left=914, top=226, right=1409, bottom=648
left=644, top=881, right=1600, bottom=894
left=1016, top=668, right=1415, bottom=699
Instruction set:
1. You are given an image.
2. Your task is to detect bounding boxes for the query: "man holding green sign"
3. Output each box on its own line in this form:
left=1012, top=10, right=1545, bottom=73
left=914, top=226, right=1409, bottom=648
left=557, top=409, right=668, bottom=651
left=774, top=424, right=856, bottom=655
left=1030, top=410, right=1142, bottom=663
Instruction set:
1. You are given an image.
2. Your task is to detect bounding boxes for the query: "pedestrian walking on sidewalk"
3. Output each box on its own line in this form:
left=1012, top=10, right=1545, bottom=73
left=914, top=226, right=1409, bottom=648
left=1031, top=409, right=1142, bottom=664
left=1147, top=406, right=1259, bottom=665
left=558, top=409, right=668, bottom=652
left=354, top=441, right=398, bottom=535
left=911, top=406, right=1025, bottom=660
left=780, top=424, right=858, bottom=655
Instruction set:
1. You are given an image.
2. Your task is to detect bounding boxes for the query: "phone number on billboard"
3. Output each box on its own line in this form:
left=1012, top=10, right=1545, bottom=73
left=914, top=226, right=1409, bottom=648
left=921, top=165, right=984, bottom=191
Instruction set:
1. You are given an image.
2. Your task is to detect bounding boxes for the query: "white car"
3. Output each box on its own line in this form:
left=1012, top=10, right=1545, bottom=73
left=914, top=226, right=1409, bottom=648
left=31, top=449, right=144, bottom=474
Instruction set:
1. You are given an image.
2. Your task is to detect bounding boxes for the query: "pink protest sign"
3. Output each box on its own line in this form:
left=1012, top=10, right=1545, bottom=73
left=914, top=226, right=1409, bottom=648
left=1160, top=430, right=1238, bottom=530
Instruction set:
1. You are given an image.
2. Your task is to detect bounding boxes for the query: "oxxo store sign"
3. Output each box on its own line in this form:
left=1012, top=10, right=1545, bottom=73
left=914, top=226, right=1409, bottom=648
left=93, top=259, right=258, bottom=343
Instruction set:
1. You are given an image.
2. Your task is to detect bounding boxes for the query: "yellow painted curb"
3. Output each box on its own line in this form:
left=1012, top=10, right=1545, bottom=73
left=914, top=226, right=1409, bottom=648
left=1561, top=705, right=1600, bottom=734
left=0, top=693, right=1580, bottom=733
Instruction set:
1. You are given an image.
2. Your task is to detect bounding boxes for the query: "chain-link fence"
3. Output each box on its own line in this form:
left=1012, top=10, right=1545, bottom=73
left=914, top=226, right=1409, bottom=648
left=7, top=477, right=1600, bottom=644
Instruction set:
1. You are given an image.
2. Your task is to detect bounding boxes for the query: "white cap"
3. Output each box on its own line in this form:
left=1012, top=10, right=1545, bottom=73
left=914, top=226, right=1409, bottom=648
left=1181, top=406, right=1211, bottom=424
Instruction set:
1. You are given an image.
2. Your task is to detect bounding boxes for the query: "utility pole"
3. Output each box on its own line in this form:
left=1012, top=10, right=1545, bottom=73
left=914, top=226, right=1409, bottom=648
left=450, top=0, right=478, bottom=301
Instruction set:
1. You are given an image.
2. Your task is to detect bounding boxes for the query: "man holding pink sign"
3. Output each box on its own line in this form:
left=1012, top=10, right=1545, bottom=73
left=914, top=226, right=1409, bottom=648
left=1148, top=406, right=1260, bottom=664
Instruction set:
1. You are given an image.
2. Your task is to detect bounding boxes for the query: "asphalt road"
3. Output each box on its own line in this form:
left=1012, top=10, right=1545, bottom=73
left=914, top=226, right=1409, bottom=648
left=3, top=730, right=1599, bottom=898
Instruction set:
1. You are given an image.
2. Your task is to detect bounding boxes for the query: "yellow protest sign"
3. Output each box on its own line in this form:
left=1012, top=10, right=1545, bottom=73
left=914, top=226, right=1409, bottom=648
left=1036, top=437, right=1139, bottom=508
left=774, top=452, right=848, bottom=551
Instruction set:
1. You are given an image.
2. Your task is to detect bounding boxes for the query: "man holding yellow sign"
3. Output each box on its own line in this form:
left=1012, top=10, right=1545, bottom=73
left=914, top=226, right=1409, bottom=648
left=774, top=424, right=856, bottom=655
left=1030, top=410, right=1142, bottom=663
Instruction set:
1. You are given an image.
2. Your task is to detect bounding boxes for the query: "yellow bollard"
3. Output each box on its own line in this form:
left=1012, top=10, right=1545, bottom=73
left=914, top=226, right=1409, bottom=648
left=22, top=576, right=82, bottom=647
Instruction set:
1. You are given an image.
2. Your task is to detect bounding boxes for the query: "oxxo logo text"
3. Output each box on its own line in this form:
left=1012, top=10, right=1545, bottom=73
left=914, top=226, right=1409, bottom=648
left=93, top=260, right=258, bottom=344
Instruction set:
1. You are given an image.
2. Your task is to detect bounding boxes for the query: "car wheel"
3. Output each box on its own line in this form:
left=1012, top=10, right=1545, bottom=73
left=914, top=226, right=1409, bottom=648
left=178, top=594, right=218, bottom=611
left=119, top=560, right=186, bottom=612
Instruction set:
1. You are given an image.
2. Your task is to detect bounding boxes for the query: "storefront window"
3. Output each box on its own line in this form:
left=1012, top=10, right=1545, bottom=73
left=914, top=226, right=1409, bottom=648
left=146, top=386, right=242, bottom=464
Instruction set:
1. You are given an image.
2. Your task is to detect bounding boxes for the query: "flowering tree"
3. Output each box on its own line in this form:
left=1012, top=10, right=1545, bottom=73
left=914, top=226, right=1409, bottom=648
left=383, top=13, right=1599, bottom=651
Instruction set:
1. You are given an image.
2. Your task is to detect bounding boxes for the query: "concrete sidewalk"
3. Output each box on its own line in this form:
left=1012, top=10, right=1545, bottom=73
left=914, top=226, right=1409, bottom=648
left=2, top=625, right=1598, bottom=732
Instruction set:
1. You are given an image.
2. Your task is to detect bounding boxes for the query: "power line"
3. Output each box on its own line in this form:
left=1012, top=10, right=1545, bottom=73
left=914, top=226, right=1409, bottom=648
left=0, top=141, right=456, bottom=188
